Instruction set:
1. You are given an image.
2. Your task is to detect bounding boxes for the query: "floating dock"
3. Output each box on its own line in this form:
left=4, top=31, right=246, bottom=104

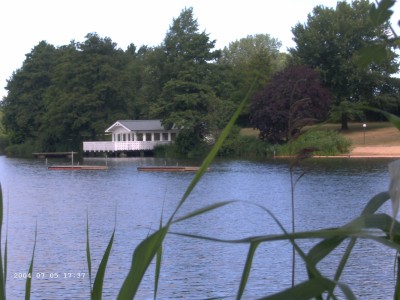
left=33, top=152, right=78, bottom=159
left=48, top=165, right=108, bottom=171
left=137, top=166, right=203, bottom=172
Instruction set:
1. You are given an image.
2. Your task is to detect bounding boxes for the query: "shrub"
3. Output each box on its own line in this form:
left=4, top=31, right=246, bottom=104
left=219, top=126, right=273, bottom=158
left=275, top=129, right=351, bottom=156
left=4, top=140, right=41, bottom=157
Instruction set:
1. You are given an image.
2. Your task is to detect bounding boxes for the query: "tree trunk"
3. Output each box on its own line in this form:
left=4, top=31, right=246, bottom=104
left=341, top=113, right=349, bottom=130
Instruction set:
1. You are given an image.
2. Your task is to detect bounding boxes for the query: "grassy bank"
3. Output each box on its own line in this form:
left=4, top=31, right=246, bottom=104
left=241, top=122, right=400, bottom=156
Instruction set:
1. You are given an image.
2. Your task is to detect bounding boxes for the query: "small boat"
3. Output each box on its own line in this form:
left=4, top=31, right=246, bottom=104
left=48, top=165, right=108, bottom=171
left=137, top=166, right=204, bottom=172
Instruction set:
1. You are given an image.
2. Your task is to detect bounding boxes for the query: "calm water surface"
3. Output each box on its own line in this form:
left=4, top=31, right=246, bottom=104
left=0, top=155, right=396, bottom=299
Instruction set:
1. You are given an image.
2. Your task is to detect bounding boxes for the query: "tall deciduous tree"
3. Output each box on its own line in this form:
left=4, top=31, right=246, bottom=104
left=250, top=65, right=332, bottom=144
left=220, top=34, right=287, bottom=99
left=150, top=7, right=232, bottom=150
left=290, top=0, right=399, bottom=129
left=2, top=41, right=59, bottom=145
left=219, top=34, right=288, bottom=126
left=41, top=33, right=136, bottom=151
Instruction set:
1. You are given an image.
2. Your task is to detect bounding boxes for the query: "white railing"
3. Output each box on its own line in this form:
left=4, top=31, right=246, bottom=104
left=83, top=141, right=172, bottom=152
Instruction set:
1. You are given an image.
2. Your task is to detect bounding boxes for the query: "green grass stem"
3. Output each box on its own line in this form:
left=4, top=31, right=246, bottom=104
left=0, top=184, right=5, bottom=300
left=91, top=228, right=115, bottom=300
left=86, top=212, right=92, bottom=294
left=25, top=221, right=37, bottom=300
left=117, top=80, right=257, bottom=299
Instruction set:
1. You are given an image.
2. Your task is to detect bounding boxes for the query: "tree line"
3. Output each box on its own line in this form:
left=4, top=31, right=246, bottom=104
left=1, top=1, right=399, bottom=155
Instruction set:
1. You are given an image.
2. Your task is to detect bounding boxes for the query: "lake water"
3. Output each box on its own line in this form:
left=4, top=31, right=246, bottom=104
left=0, top=155, right=397, bottom=299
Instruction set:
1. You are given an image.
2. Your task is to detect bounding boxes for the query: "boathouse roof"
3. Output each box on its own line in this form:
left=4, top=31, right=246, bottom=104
left=105, top=120, right=177, bottom=133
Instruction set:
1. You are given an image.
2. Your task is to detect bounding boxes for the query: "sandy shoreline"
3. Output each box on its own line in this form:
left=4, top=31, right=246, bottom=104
left=276, top=146, right=400, bottom=159
left=348, top=146, right=400, bottom=157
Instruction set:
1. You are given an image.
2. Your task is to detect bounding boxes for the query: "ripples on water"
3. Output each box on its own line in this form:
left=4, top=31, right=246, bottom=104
left=0, top=156, right=396, bottom=299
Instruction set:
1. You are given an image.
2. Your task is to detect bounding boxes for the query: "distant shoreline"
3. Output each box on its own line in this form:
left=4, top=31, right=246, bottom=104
left=274, top=146, right=400, bottom=159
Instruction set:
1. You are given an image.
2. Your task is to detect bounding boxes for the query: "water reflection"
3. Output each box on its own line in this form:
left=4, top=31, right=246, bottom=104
left=0, top=156, right=396, bottom=299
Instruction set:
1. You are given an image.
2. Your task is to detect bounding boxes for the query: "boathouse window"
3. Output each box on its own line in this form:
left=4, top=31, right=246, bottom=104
left=146, top=133, right=152, bottom=141
left=122, top=134, right=126, bottom=141
left=127, top=134, right=131, bottom=141
left=154, top=133, right=160, bottom=141
left=171, top=133, right=176, bottom=141
left=137, top=133, right=143, bottom=141
left=117, top=134, right=121, bottom=141
left=162, top=133, right=169, bottom=141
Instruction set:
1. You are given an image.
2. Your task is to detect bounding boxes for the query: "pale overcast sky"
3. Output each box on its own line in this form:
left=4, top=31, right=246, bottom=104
left=0, top=0, right=398, bottom=98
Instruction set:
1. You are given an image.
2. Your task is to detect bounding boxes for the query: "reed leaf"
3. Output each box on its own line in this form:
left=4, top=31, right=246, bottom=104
left=117, top=81, right=256, bottom=299
left=365, top=108, right=400, bottom=131
left=172, top=201, right=238, bottom=224
left=154, top=218, right=163, bottom=300
left=307, top=192, right=390, bottom=272
left=91, top=228, right=115, bottom=300
left=86, top=212, right=92, bottom=294
left=259, top=277, right=336, bottom=300
left=91, top=210, right=117, bottom=300
left=154, top=244, right=162, bottom=300
left=0, top=184, right=5, bottom=300
left=360, top=191, right=390, bottom=215
left=395, top=254, right=400, bottom=300
left=236, top=241, right=260, bottom=300
left=25, top=222, right=37, bottom=300
left=327, top=191, right=390, bottom=300
left=117, top=226, right=168, bottom=299
left=4, top=203, right=7, bottom=295
left=168, top=80, right=256, bottom=223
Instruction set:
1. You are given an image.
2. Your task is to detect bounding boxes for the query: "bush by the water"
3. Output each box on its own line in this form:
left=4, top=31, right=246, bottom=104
left=275, top=129, right=351, bottom=156
left=4, top=140, right=42, bottom=157
left=218, top=134, right=272, bottom=158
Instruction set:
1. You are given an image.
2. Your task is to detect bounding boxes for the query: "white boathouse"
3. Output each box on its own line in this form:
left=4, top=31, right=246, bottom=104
left=83, top=120, right=178, bottom=153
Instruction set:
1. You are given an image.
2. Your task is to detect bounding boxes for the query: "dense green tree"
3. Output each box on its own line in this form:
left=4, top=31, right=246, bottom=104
left=163, top=7, right=220, bottom=82
left=2, top=41, right=59, bottom=145
left=250, top=65, right=332, bottom=144
left=220, top=34, right=287, bottom=99
left=150, top=7, right=233, bottom=153
left=41, top=33, right=136, bottom=151
left=219, top=34, right=288, bottom=126
left=290, top=0, right=399, bottom=129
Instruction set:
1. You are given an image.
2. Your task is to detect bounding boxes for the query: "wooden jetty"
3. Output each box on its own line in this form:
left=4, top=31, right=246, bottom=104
left=48, top=165, right=108, bottom=171
left=137, top=166, right=203, bottom=172
left=33, top=152, right=78, bottom=159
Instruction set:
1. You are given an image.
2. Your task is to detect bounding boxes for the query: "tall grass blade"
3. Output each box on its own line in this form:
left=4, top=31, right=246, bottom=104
left=395, top=254, right=400, bottom=300
left=91, top=228, right=115, bottom=300
left=169, top=79, right=256, bottom=223
left=154, top=243, right=162, bottom=300
left=328, top=192, right=390, bottom=299
left=154, top=218, right=163, bottom=300
left=25, top=222, right=37, bottom=300
left=0, top=184, right=5, bottom=300
left=172, top=201, right=238, bottom=224
left=360, top=191, right=390, bottom=215
left=307, top=192, right=390, bottom=270
left=117, top=81, right=256, bottom=299
left=260, top=278, right=355, bottom=300
left=260, top=277, right=335, bottom=300
left=86, top=212, right=92, bottom=294
left=4, top=200, right=8, bottom=294
left=237, top=241, right=260, bottom=300
left=117, top=227, right=168, bottom=299
left=308, top=192, right=390, bottom=282
left=366, top=108, right=400, bottom=131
